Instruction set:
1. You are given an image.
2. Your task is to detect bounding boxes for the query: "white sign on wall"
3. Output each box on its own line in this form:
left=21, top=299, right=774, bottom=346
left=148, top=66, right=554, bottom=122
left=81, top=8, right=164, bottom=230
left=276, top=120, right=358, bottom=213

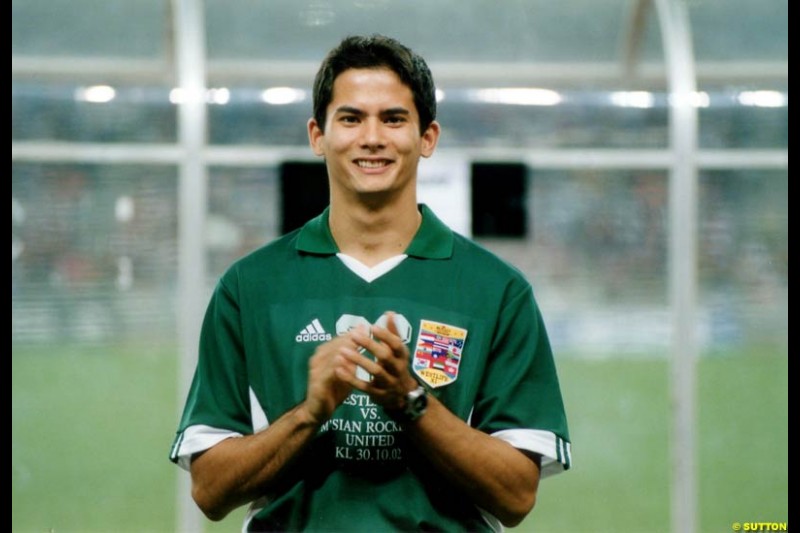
left=417, top=157, right=471, bottom=237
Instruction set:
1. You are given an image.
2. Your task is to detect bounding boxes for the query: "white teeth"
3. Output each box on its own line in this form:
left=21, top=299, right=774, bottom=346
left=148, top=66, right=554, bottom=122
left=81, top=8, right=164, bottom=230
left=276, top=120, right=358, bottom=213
left=356, top=160, right=388, bottom=168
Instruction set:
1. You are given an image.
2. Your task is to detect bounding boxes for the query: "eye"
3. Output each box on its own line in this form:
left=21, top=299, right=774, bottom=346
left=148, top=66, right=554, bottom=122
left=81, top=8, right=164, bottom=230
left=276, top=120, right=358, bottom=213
left=384, top=115, right=406, bottom=125
left=339, top=115, right=359, bottom=124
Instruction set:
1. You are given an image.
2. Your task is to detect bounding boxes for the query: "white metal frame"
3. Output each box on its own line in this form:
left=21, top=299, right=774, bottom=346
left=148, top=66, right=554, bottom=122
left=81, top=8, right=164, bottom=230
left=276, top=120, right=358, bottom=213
left=655, top=1, right=698, bottom=532
left=173, top=1, right=207, bottom=531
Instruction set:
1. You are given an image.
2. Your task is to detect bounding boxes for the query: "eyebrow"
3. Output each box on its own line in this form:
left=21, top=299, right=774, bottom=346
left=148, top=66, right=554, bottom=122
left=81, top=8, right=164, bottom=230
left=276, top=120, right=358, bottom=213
left=381, top=107, right=411, bottom=117
left=334, top=106, right=411, bottom=117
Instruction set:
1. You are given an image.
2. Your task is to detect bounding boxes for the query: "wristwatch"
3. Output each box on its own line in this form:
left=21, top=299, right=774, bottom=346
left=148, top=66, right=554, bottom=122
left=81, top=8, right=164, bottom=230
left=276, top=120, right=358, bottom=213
left=398, top=384, right=428, bottom=423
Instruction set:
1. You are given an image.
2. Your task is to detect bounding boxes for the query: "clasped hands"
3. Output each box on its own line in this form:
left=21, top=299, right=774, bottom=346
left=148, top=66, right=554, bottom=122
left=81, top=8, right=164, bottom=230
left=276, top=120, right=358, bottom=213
left=304, top=312, right=419, bottom=424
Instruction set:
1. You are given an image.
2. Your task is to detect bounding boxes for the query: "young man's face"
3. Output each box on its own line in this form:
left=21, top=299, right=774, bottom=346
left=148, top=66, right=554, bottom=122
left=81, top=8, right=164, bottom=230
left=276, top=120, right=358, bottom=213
left=308, top=67, right=440, bottom=202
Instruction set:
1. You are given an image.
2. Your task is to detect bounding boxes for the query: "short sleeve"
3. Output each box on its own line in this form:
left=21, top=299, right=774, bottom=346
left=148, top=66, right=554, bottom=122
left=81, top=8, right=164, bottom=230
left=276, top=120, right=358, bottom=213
left=470, top=283, right=571, bottom=477
left=169, top=274, right=254, bottom=466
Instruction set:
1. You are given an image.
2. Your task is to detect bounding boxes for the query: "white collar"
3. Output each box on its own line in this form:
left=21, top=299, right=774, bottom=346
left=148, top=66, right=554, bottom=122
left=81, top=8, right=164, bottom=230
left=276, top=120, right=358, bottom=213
left=336, top=253, right=408, bottom=283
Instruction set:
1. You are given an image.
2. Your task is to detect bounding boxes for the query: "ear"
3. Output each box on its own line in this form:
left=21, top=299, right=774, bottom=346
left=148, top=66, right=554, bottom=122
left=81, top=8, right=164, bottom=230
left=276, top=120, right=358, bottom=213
left=420, top=120, right=441, bottom=158
left=308, top=118, right=325, bottom=156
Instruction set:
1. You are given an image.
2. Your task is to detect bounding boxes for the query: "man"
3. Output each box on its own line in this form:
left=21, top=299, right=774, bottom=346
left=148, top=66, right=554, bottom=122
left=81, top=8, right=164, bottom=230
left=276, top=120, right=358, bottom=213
left=170, top=34, right=570, bottom=532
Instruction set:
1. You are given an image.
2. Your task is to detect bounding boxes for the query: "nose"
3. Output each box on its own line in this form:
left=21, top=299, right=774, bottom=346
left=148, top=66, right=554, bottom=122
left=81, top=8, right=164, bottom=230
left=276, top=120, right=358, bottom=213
left=360, top=118, right=385, bottom=150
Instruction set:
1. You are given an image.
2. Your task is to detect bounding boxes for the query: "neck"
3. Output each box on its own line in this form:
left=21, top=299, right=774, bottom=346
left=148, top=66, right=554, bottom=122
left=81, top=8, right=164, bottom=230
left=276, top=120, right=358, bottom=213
left=329, top=196, right=421, bottom=267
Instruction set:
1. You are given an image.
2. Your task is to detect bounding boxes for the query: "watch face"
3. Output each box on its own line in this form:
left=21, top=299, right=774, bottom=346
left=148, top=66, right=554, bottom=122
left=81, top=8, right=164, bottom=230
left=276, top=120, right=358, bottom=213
left=414, top=393, right=428, bottom=410
left=406, top=387, right=428, bottom=419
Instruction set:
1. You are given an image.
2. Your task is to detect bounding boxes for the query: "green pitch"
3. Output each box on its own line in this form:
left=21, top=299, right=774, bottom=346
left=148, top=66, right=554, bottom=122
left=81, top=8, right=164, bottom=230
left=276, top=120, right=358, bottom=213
left=12, top=342, right=787, bottom=533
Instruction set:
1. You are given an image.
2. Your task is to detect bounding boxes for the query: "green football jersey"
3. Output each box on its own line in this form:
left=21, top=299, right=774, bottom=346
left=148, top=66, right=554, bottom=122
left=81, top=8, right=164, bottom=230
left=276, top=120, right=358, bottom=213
left=171, top=205, right=570, bottom=532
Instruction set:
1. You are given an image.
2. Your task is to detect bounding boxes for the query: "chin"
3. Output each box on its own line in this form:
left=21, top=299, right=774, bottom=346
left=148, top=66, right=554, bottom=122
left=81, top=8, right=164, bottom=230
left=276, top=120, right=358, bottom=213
left=351, top=177, right=397, bottom=194
left=352, top=186, right=403, bottom=203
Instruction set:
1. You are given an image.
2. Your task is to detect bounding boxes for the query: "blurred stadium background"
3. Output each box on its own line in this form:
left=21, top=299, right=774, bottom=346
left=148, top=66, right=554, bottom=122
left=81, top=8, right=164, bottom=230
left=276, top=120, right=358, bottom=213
left=12, top=1, right=787, bottom=532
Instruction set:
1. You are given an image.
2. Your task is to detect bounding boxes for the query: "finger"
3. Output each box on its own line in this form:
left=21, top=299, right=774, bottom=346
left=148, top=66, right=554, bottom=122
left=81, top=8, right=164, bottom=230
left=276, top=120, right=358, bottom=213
left=334, top=373, right=397, bottom=404
left=332, top=352, right=358, bottom=374
left=385, top=311, right=400, bottom=336
left=334, top=366, right=371, bottom=393
left=340, top=347, right=384, bottom=376
left=370, top=324, right=408, bottom=356
left=349, top=328, right=391, bottom=360
left=340, top=346, right=408, bottom=393
left=312, top=335, right=359, bottom=365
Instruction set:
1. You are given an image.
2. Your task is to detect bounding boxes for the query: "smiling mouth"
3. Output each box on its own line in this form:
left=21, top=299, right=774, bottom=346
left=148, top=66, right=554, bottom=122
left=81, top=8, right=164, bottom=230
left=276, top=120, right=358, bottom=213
left=355, top=159, right=391, bottom=169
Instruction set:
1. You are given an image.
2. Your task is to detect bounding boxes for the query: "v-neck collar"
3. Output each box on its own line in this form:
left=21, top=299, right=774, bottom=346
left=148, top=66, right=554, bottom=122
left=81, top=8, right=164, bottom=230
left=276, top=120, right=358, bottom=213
left=295, top=204, right=454, bottom=260
left=335, top=253, right=408, bottom=283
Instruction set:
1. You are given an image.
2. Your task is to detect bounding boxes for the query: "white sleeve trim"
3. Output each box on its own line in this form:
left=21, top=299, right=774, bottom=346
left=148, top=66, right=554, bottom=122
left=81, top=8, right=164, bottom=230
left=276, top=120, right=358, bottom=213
left=171, top=425, right=242, bottom=471
left=472, top=429, right=572, bottom=533
left=171, top=388, right=269, bottom=472
left=477, top=507, right=504, bottom=533
left=491, top=428, right=572, bottom=477
left=250, top=387, right=269, bottom=433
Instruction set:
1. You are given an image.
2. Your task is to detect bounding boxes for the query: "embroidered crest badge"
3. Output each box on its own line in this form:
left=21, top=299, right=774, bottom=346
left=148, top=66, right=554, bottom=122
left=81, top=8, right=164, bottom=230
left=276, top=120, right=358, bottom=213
left=412, top=320, right=468, bottom=388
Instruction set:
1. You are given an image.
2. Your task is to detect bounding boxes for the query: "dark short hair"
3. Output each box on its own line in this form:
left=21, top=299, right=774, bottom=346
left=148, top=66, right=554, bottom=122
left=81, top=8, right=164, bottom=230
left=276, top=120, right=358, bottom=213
left=312, top=34, right=437, bottom=134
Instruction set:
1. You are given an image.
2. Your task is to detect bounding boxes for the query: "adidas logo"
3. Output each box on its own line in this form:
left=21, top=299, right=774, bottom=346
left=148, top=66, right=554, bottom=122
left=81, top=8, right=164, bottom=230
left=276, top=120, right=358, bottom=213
left=295, top=318, right=332, bottom=343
